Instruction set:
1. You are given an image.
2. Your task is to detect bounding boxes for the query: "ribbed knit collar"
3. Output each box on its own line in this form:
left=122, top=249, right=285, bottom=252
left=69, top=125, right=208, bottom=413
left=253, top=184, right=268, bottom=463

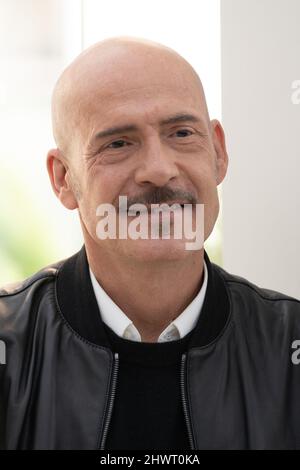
left=55, top=244, right=230, bottom=354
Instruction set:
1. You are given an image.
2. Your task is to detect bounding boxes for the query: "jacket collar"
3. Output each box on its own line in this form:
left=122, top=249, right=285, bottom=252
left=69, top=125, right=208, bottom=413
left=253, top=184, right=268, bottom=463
left=55, top=244, right=230, bottom=351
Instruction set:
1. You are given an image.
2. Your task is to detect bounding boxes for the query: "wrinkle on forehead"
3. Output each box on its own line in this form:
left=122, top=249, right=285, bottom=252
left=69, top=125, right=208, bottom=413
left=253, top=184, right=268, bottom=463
left=51, top=37, right=210, bottom=157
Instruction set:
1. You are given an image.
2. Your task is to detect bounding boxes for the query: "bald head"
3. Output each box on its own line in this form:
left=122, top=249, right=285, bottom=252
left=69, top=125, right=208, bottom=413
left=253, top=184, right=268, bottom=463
left=51, top=36, right=210, bottom=158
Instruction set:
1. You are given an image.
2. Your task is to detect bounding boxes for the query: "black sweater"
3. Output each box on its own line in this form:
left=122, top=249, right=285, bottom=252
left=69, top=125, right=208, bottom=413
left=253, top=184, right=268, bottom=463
left=103, top=323, right=193, bottom=450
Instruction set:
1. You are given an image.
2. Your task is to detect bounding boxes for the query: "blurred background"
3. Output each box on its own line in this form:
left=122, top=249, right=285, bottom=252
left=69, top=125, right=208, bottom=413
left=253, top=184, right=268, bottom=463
left=0, top=0, right=299, bottom=298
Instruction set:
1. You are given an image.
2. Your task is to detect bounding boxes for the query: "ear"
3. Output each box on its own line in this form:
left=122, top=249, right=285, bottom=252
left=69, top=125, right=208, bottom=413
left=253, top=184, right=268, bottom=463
left=210, top=119, right=229, bottom=185
left=46, top=149, right=79, bottom=210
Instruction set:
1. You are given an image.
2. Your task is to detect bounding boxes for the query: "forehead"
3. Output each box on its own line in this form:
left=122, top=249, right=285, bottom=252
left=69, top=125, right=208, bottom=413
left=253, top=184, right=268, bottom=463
left=79, top=81, right=207, bottom=141
left=66, top=46, right=208, bottom=138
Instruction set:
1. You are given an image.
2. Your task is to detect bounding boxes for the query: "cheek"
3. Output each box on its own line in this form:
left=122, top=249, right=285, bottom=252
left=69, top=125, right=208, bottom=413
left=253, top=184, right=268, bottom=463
left=85, top=166, right=116, bottom=201
left=189, top=160, right=217, bottom=201
left=82, top=169, right=125, bottom=219
left=203, top=185, right=220, bottom=238
left=188, top=163, right=220, bottom=232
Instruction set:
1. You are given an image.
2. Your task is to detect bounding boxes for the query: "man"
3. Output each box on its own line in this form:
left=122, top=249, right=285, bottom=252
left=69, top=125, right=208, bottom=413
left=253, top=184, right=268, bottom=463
left=0, top=37, right=300, bottom=450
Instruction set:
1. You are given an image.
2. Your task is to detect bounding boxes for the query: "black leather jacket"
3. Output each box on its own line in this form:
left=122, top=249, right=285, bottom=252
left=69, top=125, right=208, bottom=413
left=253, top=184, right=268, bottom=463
left=1, top=245, right=300, bottom=450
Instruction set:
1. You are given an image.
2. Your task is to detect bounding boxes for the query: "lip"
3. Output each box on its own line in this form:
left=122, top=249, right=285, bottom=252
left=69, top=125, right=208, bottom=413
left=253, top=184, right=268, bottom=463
left=136, top=201, right=192, bottom=210
left=117, top=200, right=194, bottom=216
left=153, top=201, right=190, bottom=207
left=125, top=202, right=193, bottom=216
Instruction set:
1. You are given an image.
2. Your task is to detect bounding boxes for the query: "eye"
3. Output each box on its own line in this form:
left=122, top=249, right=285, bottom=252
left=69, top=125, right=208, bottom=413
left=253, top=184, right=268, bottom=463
left=106, top=139, right=131, bottom=149
left=172, top=129, right=194, bottom=138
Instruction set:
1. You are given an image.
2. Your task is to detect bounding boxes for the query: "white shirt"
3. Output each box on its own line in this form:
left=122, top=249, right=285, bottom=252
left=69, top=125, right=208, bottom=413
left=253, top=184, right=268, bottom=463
left=89, top=260, right=208, bottom=343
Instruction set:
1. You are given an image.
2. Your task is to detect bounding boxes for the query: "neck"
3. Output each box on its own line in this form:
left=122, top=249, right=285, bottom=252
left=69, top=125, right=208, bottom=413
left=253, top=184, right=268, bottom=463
left=85, top=241, right=205, bottom=343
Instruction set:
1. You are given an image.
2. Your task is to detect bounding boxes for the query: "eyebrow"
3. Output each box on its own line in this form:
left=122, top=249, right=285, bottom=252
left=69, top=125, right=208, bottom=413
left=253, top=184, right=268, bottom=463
left=91, top=113, right=205, bottom=143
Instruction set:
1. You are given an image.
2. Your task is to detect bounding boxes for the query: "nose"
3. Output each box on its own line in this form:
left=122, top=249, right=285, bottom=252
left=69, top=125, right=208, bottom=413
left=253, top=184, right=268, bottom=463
left=134, top=137, right=180, bottom=187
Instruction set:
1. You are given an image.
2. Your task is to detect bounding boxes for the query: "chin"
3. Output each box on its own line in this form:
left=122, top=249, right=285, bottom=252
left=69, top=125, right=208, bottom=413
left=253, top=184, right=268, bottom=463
left=119, top=238, right=196, bottom=263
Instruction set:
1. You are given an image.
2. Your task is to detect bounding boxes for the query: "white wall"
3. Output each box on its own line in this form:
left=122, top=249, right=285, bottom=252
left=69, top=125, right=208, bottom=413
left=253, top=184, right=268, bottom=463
left=82, top=0, right=221, bottom=119
left=221, top=0, right=300, bottom=298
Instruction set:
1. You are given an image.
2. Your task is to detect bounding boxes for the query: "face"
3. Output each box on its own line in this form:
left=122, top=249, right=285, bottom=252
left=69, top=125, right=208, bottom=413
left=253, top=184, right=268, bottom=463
left=48, top=44, right=228, bottom=265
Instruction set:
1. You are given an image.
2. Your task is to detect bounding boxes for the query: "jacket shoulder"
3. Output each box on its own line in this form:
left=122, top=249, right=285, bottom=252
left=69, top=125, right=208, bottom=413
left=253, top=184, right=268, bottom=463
left=211, top=263, right=300, bottom=348
left=213, top=263, right=300, bottom=305
left=0, top=259, right=64, bottom=298
left=212, top=262, right=300, bottom=330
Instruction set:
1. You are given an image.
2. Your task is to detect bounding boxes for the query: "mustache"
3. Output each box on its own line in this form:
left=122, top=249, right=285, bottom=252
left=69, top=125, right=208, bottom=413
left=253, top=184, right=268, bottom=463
left=116, top=187, right=198, bottom=210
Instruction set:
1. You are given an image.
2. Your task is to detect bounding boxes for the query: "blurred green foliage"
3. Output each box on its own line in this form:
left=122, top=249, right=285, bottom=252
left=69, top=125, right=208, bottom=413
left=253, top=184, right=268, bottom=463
left=0, top=164, right=56, bottom=284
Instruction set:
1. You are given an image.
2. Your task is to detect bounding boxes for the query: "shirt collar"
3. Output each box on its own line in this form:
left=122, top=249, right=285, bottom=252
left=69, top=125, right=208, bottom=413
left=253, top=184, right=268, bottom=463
left=55, top=244, right=231, bottom=352
left=89, top=260, right=208, bottom=342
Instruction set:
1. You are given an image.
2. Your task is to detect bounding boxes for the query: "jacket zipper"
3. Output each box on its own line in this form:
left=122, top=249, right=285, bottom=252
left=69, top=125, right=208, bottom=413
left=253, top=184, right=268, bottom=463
left=99, top=352, right=119, bottom=450
left=180, top=353, right=195, bottom=450
left=100, top=353, right=194, bottom=449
